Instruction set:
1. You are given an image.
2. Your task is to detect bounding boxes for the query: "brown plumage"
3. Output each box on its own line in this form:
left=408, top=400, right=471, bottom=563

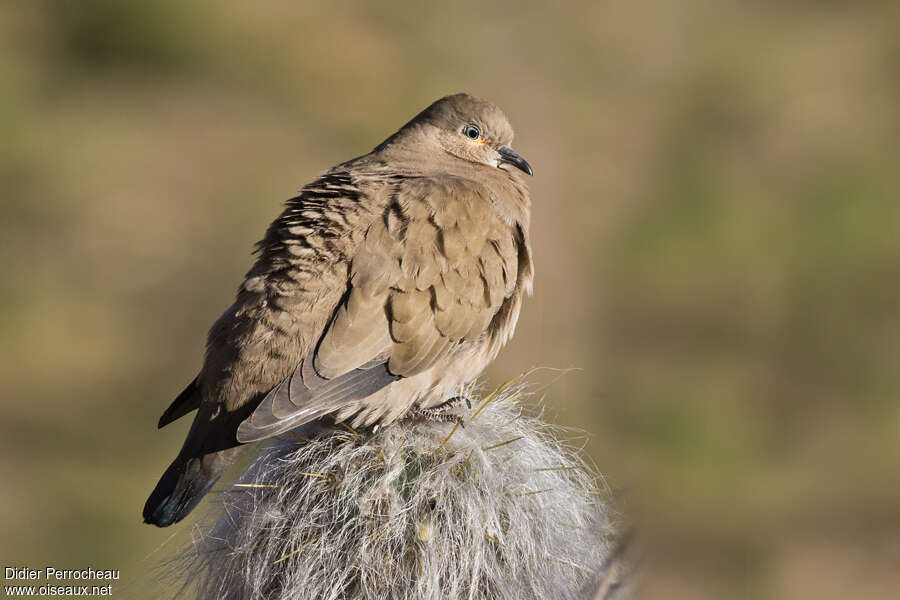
left=143, top=93, right=534, bottom=527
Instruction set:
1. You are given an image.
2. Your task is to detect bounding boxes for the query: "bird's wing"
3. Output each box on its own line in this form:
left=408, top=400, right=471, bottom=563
left=157, top=377, right=201, bottom=428
left=317, top=175, right=519, bottom=378
left=236, top=358, right=398, bottom=442
left=237, top=176, right=521, bottom=442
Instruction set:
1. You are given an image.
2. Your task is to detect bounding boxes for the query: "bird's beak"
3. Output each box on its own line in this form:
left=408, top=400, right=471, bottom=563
left=497, top=145, right=533, bottom=176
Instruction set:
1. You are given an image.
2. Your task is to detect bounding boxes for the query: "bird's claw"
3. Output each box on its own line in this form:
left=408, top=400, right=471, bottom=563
left=403, top=395, right=472, bottom=424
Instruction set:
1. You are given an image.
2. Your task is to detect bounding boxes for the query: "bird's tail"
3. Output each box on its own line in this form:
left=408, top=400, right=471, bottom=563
left=142, top=454, right=223, bottom=527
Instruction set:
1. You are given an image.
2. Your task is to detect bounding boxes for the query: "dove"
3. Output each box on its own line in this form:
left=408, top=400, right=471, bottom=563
left=143, top=93, right=534, bottom=527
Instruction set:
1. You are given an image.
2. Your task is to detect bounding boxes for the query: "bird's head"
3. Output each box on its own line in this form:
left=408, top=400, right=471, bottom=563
left=383, top=93, right=533, bottom=177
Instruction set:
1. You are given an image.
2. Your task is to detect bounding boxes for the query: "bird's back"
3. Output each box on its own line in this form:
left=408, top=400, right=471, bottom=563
left=200, top=165, right=392, bottom=414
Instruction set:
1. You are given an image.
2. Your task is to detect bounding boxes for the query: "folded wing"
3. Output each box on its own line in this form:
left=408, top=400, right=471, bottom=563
left=237, top=176, right=519, bottom=441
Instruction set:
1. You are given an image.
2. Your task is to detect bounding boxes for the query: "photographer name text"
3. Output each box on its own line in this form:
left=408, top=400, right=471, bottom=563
left=5, top=567, right=119, bottom=581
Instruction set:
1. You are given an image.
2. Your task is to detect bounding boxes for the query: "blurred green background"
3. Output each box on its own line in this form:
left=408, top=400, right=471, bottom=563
left=2, top=1, right=899, bottom=598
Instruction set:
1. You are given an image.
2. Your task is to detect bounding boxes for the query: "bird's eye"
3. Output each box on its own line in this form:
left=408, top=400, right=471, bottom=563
left=463, top=124, right=481, bottom=140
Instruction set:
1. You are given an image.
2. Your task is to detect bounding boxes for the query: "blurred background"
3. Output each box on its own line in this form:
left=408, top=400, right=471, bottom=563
left=2, top=1, right=899, bottom=598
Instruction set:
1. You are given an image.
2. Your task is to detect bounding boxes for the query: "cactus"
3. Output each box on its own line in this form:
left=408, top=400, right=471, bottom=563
left=171, top=381, right=623, bottom=599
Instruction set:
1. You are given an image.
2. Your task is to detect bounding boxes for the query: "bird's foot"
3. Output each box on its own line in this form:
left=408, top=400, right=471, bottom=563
left=404, top=395, right=472, bottom=423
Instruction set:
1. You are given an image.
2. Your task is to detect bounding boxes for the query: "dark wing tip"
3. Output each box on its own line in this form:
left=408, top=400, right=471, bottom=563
left=158, top=377, right=201, bottom=428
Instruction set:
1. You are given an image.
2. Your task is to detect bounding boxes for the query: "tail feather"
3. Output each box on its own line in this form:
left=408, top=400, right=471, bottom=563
left=143, top=456, right=221, bottom=527
left=145, top=398, right=253, bottom=527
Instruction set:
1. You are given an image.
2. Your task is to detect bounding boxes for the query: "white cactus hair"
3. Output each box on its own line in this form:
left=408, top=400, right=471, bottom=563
left=170, top=379, right=627, bottom=599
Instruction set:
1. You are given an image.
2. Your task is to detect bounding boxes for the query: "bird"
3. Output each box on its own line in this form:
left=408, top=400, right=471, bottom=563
left=143, top=93, right=534, bottom=527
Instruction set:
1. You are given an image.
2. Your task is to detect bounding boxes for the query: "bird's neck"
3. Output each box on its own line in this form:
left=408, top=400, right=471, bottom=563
left=368, top=145, right=532, bottom=230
